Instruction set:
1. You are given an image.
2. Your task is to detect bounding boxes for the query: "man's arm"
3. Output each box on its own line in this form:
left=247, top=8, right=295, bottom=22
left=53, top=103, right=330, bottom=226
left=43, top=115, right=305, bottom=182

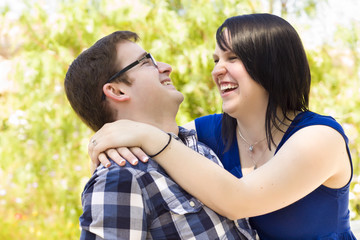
left=80, top=165, right=147, bottom=239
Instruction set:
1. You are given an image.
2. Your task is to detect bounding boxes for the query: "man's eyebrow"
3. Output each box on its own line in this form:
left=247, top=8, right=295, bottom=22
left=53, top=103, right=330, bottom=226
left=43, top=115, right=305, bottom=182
left=126, top=52, right=147, bottom=63
left=137, top=52, right=147, bottom=60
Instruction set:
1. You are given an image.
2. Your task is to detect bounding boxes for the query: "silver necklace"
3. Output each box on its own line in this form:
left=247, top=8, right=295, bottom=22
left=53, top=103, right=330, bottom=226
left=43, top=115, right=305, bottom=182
left=237, top=128, right=267, bottom=169
left=237, top=127, right=267, bottom=152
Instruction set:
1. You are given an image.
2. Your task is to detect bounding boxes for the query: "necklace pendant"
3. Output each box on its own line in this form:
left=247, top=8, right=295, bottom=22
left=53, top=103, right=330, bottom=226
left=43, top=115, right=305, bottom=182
left=249, top=145, right=254, bottom=152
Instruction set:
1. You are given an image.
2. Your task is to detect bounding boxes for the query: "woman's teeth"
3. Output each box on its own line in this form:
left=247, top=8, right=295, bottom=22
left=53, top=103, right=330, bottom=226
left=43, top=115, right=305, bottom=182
left=220, top=84, right=237, bottom=91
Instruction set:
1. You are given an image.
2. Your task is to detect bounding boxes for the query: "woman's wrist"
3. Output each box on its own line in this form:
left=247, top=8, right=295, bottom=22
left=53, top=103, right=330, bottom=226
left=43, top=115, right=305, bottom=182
left=148, top=133, right=172, bottom=158
left=141, top=126, right=171, bottom=157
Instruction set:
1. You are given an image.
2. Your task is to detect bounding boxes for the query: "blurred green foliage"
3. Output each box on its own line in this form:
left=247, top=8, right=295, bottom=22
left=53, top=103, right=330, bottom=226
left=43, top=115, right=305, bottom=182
left=0, top=0, right=359, bottom=239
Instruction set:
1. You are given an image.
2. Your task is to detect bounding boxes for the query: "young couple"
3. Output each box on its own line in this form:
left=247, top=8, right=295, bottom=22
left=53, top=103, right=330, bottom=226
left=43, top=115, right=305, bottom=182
left=65, top=13, right=356, bottom=239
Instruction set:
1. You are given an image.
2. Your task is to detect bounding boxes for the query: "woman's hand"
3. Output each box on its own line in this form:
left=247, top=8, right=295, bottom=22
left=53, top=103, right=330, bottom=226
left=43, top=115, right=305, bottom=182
left=90, top=146, right=149, bottom=170
left=88, top=119, right=168, bottom=169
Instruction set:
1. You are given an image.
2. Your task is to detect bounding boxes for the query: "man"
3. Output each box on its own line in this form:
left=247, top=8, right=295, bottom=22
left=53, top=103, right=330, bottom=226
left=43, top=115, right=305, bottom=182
left=64, top=31, right=256, bottom=239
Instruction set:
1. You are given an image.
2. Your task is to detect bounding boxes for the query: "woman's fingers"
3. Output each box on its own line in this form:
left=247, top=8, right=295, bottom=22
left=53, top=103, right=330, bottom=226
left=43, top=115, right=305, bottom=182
left=105, top=147, right=149, bottom=166
left=105, top=149, right=126, bottom=166
left=90, top=145, right=149, bottom=169
left=116, top=147, right=139, bottom=165
left=98, top=152, right=111, bottom=168
left=130, top=147, right=149, bottom=163
left=87, top=120, right=162, bottom=168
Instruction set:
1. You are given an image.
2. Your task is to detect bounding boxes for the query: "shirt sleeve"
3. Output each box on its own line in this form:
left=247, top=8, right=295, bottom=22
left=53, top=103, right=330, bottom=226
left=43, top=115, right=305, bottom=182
left=79, top=165, right=147, bottom=239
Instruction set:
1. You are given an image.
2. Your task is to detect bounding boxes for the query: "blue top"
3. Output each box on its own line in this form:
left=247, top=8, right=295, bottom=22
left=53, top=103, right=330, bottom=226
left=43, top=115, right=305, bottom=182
left=195, top=111, right=356, bottom=240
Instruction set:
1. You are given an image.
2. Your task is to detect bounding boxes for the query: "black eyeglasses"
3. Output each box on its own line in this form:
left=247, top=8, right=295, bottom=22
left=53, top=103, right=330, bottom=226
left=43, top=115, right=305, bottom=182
left=102, top=53, right=158, bottom=100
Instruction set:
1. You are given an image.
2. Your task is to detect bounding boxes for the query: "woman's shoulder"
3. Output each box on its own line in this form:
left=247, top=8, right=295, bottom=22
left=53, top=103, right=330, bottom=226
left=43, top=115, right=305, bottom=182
left=278, top=111, right=348, bottom=153
left=294, top=111, right=337, bottom=124
left=194, top=114, right=224, bottom=146
left=292, top=111, right=345, bottom=136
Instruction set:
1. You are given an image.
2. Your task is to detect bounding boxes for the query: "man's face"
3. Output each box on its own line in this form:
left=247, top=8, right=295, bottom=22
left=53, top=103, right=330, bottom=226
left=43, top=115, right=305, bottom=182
left=114, top=41, right=184, bottom=117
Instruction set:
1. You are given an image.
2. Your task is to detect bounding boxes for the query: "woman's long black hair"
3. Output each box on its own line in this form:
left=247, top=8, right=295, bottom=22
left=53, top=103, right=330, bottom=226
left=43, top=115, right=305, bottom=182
left=217, top=14, right=311, bottom=150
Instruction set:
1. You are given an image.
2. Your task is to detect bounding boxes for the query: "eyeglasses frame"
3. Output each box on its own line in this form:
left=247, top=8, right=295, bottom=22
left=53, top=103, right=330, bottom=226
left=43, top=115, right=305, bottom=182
left=102, top=53, right=158, bottom=100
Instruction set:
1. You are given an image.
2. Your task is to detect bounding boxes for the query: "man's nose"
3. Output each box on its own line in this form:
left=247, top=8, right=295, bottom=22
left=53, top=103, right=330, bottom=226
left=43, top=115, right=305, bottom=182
left=157, top=62, right=172, bottom=74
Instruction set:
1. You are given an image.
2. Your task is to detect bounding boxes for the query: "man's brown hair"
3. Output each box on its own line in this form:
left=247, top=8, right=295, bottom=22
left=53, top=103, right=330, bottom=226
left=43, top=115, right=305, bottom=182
left=64, top=31, right=138, bottom=131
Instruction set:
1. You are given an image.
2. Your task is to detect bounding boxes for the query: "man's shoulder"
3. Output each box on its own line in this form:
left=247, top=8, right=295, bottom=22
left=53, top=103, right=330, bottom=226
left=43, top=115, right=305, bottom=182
left=83, top=160, right=162, bottom=193
left=80, top=162, right=153, bottom=239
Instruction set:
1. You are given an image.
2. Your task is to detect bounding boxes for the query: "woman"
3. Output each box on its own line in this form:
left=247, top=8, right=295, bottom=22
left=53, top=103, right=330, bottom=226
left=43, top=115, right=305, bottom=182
left=89, top=14, right=356, bottom=239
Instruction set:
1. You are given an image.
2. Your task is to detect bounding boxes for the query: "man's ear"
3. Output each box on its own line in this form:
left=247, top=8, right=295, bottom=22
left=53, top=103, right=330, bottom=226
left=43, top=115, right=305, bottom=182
left=102, top=83, right=130, bottom=102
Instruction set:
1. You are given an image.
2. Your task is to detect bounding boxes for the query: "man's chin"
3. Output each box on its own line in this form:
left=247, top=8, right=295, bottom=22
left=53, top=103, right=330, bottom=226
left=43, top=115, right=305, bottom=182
left=174, top=91, right=184, bottom=103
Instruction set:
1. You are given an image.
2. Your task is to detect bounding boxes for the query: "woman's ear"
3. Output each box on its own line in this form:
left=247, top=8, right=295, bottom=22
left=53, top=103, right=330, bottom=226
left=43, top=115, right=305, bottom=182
left=102, top=83, right=130, bottom=102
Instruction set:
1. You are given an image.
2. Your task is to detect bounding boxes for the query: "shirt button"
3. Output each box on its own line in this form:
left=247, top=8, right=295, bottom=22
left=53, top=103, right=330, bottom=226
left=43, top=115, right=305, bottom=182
left=189, top=201, right=195, bottom=207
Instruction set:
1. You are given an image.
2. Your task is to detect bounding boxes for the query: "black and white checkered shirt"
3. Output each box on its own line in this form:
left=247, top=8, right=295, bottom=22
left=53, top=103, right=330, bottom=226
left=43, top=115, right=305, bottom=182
left=80, top=127, right=257, bottom=239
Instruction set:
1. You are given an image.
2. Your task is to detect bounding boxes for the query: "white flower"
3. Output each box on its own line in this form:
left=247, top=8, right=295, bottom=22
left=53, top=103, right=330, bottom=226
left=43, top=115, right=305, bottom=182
left=350, top=210, right=356, bottom=219
left=74, top=165, right=82, bottom=171
left=0, top=189, right=6, bottom=196
left=54, top=84, right=62, bottom=93
left=353, top=184, right=360, bottom=193
left=349, top=191, right=355, bottom=200
left=8, top=110, right=27, bottom=126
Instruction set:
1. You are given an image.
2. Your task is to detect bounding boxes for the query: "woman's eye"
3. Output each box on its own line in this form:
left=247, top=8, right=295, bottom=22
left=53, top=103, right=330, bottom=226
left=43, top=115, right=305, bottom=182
left=213, top=59, right=219, bottom=64
left=229, top=56, right=238, bottom=61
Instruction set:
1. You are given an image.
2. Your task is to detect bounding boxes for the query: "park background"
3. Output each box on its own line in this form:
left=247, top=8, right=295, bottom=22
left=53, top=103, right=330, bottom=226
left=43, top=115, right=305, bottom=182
left=0, top=0, right=359, bottom=239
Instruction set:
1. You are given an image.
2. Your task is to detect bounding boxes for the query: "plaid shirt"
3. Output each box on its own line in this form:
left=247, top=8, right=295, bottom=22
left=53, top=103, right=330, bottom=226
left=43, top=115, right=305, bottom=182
left=80, top=127, right=257, bottom=240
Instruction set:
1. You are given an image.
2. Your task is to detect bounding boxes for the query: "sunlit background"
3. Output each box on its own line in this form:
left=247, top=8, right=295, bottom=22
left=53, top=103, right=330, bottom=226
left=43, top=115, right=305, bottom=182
left=0, top=0, right=359, bottom=239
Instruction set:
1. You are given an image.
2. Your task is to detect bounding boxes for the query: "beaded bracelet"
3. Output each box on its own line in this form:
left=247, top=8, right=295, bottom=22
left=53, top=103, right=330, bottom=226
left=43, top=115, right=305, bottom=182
left=148, top=133, right=172, bottom=158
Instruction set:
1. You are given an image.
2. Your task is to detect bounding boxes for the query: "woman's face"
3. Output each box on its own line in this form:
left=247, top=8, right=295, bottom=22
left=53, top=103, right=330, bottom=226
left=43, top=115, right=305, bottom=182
left=211, top=41, right=268, bottom=118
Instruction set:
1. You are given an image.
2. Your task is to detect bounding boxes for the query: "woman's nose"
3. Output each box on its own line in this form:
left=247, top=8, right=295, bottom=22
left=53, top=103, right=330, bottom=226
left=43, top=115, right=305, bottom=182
left=211, top=61, right=226, bottom=80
